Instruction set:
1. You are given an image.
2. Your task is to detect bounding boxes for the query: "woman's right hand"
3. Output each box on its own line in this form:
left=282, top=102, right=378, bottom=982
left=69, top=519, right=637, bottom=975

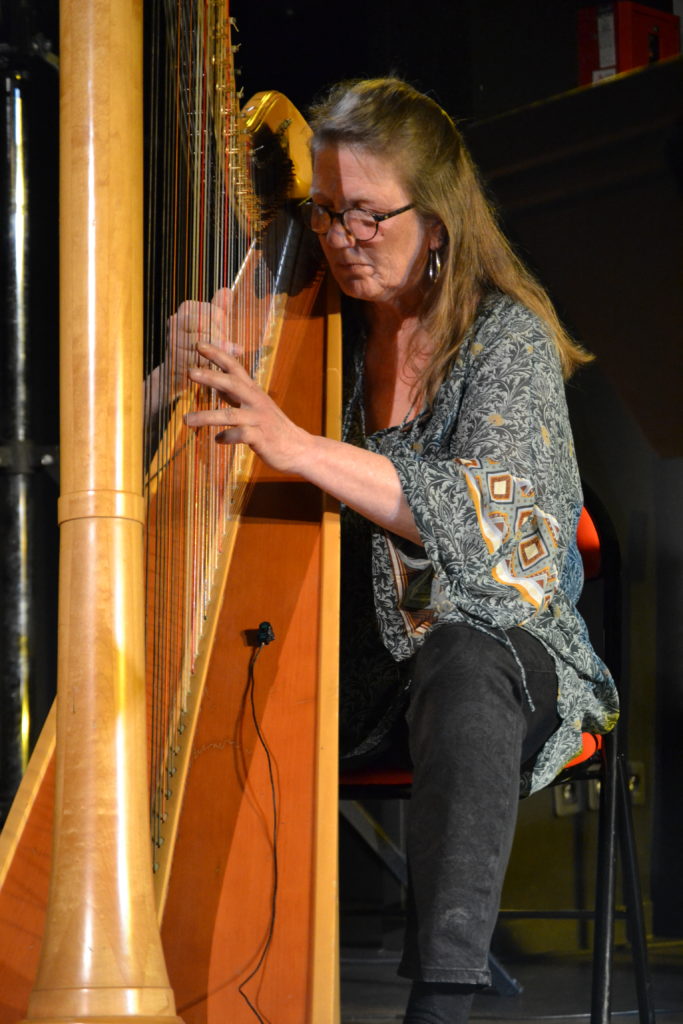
left=146, top=288, right=235, bottom=418
left=167, top=287, right=235, bottom=391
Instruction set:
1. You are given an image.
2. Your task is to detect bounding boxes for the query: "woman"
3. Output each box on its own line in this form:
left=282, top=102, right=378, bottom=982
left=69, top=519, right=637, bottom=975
left=183, top=78, right=618, bottom=1024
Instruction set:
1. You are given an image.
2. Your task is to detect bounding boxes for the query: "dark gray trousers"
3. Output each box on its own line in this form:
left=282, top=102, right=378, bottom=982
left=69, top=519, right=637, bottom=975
left=398, top=623, right=560, bottom=985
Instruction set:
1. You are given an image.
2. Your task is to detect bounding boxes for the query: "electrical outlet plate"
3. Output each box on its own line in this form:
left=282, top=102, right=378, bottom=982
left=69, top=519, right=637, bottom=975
left=627, top=760, right=646, bottom=806
left=586, top=761, right=646, bottom=811
left=553, top=780, right=583, bottom=817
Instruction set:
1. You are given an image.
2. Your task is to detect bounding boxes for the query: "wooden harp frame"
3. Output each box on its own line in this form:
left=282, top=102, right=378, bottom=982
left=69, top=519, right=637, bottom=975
left=0, top=1, right=341, bottom=1021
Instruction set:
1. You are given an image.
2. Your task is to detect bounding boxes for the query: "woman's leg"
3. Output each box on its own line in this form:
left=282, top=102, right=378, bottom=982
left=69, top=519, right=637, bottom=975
left=399, top=623, right=558, bottom=1017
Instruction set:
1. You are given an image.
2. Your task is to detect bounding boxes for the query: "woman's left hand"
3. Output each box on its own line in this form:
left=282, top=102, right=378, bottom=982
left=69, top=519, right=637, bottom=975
left=185, top=341, right=313, bottom=474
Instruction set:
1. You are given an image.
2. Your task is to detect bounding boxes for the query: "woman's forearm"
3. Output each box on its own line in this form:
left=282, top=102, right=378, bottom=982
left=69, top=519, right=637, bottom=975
left=293, top=434, right=421, bottom=543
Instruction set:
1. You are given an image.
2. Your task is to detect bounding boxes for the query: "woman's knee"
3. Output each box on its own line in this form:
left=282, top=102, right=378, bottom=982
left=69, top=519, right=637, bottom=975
left=405, top=625, right=525, bottom=758
left=408, top=625, right=520, bottom=713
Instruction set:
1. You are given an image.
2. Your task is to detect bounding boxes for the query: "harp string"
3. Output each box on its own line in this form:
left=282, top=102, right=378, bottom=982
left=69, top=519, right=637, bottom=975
left=143, top=0, right=276, bottom=858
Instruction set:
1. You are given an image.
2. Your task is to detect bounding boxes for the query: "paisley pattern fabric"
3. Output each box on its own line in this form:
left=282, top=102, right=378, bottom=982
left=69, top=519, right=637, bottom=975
left=340, top=291, right=619, bottom=795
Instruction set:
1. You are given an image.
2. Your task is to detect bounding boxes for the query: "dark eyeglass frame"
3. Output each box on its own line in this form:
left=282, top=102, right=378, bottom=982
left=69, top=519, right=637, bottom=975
left=301, top=199, right=415, bottom=240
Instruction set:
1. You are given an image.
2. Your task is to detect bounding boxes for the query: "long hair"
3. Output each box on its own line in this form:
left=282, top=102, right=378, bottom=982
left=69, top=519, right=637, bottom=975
left=308, top=77, right=591, bottom=402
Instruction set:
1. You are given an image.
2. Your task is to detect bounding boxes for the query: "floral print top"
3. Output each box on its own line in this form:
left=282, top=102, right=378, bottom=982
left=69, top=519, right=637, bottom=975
left=340, top=291, right=619, bottom=796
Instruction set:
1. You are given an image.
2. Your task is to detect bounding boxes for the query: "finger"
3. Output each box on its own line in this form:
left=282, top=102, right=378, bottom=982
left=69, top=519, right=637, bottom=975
left=164, top=322, right=206, bottom=379
left=206, top=295, right=230, bottom=342
left=171, top=331, right=218, bottom=372
left=202, top=290, right=234, bottom=342
left=176, top=299, right=212, bottom=332
left=174, top=301, right=227, bottom=346
left=195, top=342, right=254, bottom=382
left=212, top=287, right=234, bottom=314
left=188, top=363, right=254, bottom=406
left=185, top=406, right=239, bottom=428
left=168, top=320, right=202, bottom=352
left=170, top=296, right=238, bottom=356
left=215, top=426, right=248, bottom=446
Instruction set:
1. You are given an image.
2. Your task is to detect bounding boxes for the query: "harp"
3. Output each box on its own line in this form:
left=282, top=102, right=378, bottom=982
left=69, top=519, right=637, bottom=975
left=0, top=1, right=340, bottom=1022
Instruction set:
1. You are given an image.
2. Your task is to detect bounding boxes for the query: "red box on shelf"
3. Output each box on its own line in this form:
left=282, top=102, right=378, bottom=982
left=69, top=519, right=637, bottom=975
left=578, top=2, right=681, bottom=84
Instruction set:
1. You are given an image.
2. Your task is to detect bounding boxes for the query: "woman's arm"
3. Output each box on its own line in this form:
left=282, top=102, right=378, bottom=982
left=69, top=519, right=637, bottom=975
left=184, top=341, right=422, bottom=543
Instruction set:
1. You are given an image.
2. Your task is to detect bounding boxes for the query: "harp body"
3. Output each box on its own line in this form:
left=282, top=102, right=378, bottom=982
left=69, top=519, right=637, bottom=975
left=0, top=1, right=340, bottom=1021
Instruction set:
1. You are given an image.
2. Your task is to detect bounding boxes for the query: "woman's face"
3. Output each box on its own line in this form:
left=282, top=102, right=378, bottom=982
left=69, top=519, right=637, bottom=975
left=310, top=144, right=442, bottom=312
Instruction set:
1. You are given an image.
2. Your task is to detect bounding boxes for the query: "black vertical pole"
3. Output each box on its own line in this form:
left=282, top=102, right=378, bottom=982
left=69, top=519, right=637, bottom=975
left=0, top=7, right=59, bottom=827
left=0, top=66, right=33, bottom=824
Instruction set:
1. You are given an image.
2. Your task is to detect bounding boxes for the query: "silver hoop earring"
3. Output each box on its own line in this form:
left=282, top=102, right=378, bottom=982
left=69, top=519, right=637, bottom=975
left=428, top=248, right=442, bottom=284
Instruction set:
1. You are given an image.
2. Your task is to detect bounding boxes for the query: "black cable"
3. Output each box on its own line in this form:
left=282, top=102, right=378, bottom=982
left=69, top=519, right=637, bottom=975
left=238, top=622, right=277, bottom=1024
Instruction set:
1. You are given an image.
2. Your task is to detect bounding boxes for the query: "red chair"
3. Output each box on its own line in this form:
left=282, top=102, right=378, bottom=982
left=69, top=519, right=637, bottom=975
left=339, top=492, right=655, bottom=1023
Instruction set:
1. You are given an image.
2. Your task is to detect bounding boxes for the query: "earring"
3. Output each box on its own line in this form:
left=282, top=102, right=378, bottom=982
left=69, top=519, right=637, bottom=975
left=428, top=248, right=442, bottom=284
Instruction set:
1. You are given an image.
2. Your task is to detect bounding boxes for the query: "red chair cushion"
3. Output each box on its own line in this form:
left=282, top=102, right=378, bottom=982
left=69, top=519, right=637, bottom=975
left=562, top=731, right=603, bottom=769
left=340, top=732, right=603, bottom=788
left=577, top=506, right=601, bottom=580
left=340, top=765, right=414, bottom=787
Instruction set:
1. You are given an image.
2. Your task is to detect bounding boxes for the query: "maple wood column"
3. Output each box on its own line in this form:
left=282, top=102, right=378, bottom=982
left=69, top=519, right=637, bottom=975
left=22, top=1, right=182, bottom=1020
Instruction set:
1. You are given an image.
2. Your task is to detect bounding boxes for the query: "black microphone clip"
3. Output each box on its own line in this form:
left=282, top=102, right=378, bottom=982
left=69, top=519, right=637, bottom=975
left=257, top=621, right=275, bottom=647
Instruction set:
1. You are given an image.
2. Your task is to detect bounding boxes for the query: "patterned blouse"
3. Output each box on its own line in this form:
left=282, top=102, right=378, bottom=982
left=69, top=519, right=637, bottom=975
left=339, top=291, right=619, bottom=796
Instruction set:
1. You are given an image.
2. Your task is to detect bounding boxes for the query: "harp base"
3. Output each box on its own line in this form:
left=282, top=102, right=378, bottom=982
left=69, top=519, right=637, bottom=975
left=21, top=1019, right=183, bottom=1024
left=22, top=1014, right=183, bottom=1024
left=22, top=987, right=182, bottom=1024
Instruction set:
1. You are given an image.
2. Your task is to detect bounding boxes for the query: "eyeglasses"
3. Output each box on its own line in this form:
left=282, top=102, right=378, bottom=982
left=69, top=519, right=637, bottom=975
left=301, top=200, right=415, bottom=241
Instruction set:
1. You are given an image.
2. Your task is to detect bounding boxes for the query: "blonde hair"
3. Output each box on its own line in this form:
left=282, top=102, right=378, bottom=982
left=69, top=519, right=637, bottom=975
left=309, top=77, right=591, bottom=401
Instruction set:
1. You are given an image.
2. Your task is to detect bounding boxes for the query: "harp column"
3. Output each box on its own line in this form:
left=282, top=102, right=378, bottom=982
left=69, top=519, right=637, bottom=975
left=22, top=1, right=182, bottom=1021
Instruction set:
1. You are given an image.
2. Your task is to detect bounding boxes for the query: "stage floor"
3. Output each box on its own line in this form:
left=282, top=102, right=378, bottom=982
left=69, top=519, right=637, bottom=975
left=341, top=936, right=683, bottom=1023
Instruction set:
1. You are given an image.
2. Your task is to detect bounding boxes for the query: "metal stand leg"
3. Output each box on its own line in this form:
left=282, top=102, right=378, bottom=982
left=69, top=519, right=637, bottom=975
left=616, top=754, right=656, bottom=1024
left=488, top=951, right=524, bottom=996
left=591, top=730, right=618, bottom=1024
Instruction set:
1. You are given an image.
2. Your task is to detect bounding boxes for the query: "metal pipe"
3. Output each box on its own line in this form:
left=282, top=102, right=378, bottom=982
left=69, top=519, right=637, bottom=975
left=0, top=67, right=32, bottom=822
